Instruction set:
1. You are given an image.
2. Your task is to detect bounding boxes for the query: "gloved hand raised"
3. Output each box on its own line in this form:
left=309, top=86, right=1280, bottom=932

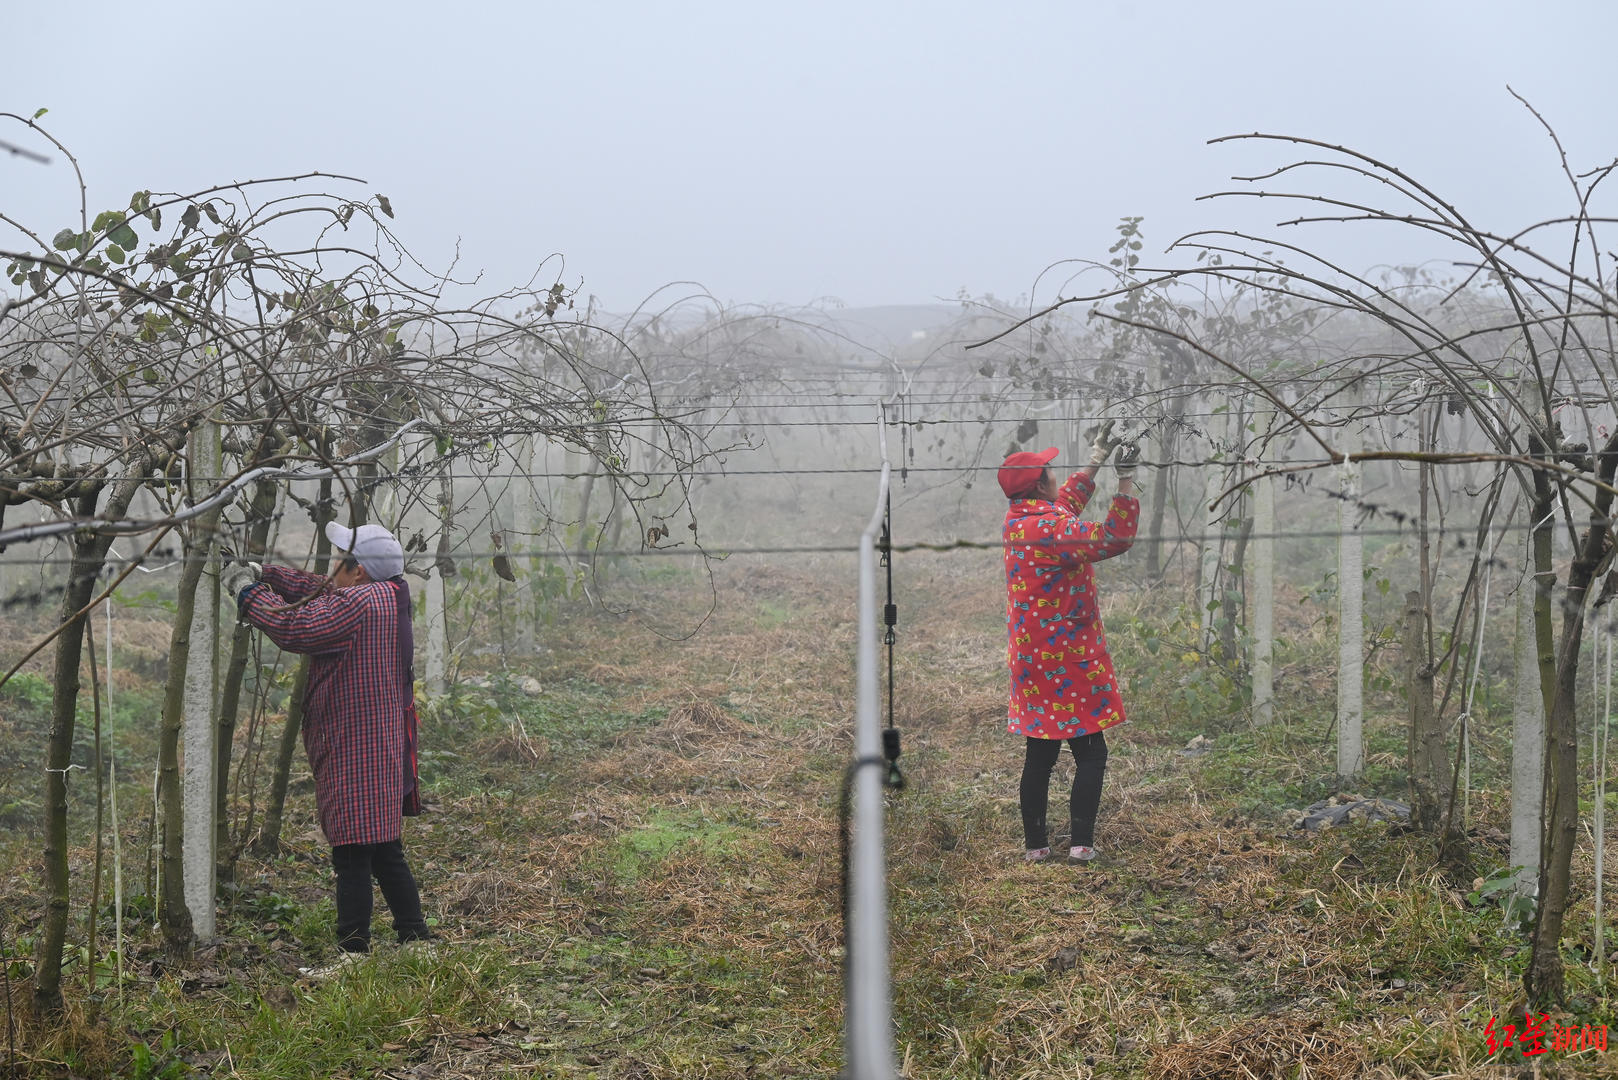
left=1114, top=442, right=1141, bottom=479
left=222, top=561, right=262, bottom=597
left=1088, top=419, right=1121, bottom=465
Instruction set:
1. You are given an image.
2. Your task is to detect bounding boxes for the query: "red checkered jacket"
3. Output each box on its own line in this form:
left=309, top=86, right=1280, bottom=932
left=1004, top=471, right=1139, bottom=739
left=241, top=565, right=412, bottom=847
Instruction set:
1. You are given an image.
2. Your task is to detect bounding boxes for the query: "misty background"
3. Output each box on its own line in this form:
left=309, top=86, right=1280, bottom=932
left=9, top=1, right=1616, bottom=314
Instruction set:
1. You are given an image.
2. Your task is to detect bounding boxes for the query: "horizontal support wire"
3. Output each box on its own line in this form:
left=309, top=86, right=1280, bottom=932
left=0, top=517, right=1571, bottom=568
left=111, top=462, right=1277, bottom=481
left=0, top=419, right=427, bottom=548
left=76, top=448, right=1492, bottom=484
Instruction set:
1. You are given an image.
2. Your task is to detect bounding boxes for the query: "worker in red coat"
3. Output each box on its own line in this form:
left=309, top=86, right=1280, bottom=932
left=227, top=521, right=431, bottom=961
left=1000, top=427, right=1140, bottom=864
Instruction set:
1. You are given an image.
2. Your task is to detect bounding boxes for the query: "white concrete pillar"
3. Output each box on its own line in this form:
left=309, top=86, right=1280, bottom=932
left=376, top=437, right=403, bottom=532
left=182, top=416, right=221, bottom=939
left=1337, top=395, right=1365, bottom=780
left=510, top=434, right=536, bottom=652
left=423, top=448, right=452, bottom=695
left=1198, top=407, right=1228, bottom=651
left=1250, top=407, right=1276, bottom=727
left=1511, top=556, right=1546, bottom=897
left=424, top=566, right=447, bottom=694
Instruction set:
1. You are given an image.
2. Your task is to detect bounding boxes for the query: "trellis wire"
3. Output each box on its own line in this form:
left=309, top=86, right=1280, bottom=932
left=0, top=414, right=1557, bottom=557
left=126, top=455, right=1358, bottom=481
left=0, top=418, right=427, bottom=548
left=0, top=514, right=1584, bottom=572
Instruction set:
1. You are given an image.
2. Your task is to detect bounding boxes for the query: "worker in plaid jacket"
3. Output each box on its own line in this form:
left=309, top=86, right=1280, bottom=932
left=229, top=521, right=431, bottom=961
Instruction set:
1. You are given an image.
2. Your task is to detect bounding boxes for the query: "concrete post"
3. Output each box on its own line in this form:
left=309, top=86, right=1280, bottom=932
left=423, top=446, right=452, bottom=694
left=1337, top=393, right=1365, bottom=780
left=1511, top=555, right=1546, bottom=896
left=510, top=434, right=536, bottom=652
left=1250, top=406, right=1276, bottom=727
left=182, top=416, right=221, bottom=939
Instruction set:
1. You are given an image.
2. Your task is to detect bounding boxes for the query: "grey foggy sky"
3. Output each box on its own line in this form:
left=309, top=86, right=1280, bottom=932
left=7, top=1, right=1616, bottom=312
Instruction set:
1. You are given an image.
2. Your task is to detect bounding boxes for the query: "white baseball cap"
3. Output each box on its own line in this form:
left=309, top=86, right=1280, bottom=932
left=324, top=521, right=405, bottom=580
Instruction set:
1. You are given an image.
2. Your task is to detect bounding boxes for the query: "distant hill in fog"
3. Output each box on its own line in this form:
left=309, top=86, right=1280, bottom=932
left=811, top=304, right=962, bottom=351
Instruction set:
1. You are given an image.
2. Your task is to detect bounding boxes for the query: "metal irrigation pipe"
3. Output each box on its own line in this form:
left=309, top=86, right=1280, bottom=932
left=845, top=403, right=896, bottom=1080
left=0, top=419, right=428, bottom=548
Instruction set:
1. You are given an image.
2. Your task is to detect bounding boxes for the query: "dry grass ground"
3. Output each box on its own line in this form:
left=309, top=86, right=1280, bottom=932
left=1, top=551, right=1616, bottom=1077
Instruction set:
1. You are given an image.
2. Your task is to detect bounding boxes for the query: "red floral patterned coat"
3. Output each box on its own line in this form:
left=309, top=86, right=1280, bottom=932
left=240, top=566, right=412, bottom=847
left=1004, top=472, right=1139, bottom=739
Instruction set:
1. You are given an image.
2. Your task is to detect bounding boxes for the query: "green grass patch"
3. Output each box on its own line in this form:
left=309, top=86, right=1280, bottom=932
left=756, top=597, right=794, bottom=629
left=610, top=807, right=749, bottom=883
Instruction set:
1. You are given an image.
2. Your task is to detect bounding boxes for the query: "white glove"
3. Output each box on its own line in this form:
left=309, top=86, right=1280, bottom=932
left=1088, top=419, right=1120, bottom=466
left=222, top=562, right=262, bottom=597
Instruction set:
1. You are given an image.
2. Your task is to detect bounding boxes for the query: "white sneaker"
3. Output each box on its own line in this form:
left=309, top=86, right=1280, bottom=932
left=1024, top=847, right=1052, bottom=863
left=298, top=951, right=368, bottom=981
left=1069, top=846, right=1097, bottom=862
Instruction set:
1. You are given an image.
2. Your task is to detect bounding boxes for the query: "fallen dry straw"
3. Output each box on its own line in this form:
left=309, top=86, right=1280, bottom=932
left=639, top=699, right=751, bottom=754
left=1147, top=1015, right=1366, bottom=1080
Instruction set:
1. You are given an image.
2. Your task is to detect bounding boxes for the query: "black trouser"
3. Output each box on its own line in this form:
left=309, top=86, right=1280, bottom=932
left=332, top=839, right=430, bottom=952
left=1020, top=731, right=1109, bottom=850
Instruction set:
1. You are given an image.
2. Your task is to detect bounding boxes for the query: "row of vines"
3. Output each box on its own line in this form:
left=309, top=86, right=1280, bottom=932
left=3, top=106, right=1617, bottom=1034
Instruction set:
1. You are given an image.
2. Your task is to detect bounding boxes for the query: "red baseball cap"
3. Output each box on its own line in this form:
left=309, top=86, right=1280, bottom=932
left=998, top=447, right=1059, bottom=498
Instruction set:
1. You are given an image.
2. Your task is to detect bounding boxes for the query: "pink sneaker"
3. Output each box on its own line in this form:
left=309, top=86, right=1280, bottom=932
left=1024, top=847, right=1051, bottom=863
left=1069, top=846, right=1097, bottom=862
